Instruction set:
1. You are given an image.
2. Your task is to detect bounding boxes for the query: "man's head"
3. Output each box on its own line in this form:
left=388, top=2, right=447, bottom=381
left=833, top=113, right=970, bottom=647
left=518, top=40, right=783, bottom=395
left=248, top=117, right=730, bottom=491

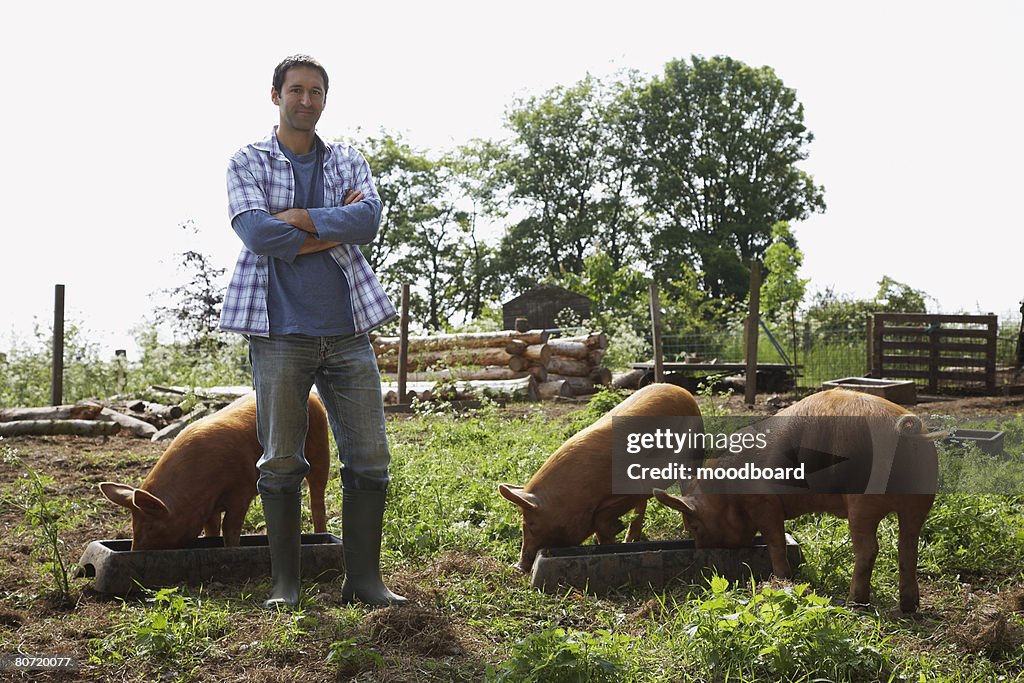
left=271, top=55, right=329, bottom=136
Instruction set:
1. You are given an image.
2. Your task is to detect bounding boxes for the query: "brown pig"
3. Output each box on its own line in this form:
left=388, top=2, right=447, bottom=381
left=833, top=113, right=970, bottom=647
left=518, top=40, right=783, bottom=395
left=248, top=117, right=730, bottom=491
left=654, top=388, right=938, bottom=613
left=100, top=392, right=329, bottom=550
left=499, top=383, right=703, bottom=572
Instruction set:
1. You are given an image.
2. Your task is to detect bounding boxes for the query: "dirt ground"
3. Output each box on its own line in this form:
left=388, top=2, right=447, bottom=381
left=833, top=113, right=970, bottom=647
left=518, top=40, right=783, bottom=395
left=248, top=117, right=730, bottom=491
left=1, top=390, right=1023, bottom=681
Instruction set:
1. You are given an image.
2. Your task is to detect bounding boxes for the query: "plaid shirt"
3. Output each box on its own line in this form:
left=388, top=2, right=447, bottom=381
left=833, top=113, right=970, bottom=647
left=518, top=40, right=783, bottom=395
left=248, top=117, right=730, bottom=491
left=220, top=127, right=396, bottom=336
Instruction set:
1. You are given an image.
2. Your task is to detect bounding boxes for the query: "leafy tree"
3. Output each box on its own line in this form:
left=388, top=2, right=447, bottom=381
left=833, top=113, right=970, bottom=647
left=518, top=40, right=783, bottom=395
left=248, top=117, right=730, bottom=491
left=497, top=74, right=648, bottom=288
left=559, top=252, right=651, bottom=334
left=357, top=132, right=503, bottom=331
left=152, top=221, right=226, bottom=350
left=635, top=55, right=826, bottom=303
left=355, top=132, right=438, bottom=280
left=805, top=276, right=931, bottom=331
left=874, top=275, right=930, bottom=313
left=760, top=221, right=808, bottom=359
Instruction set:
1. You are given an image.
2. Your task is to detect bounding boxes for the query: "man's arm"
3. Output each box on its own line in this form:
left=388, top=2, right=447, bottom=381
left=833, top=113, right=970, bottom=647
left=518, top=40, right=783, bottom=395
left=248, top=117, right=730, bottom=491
left=231, top=211, right=307, bottom=261
left=274, top=190, right=379, bottom=245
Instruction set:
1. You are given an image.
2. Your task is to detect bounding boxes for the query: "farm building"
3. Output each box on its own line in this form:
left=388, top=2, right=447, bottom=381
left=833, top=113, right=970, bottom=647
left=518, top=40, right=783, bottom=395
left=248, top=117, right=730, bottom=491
left=502, top=284, right=592, bottom=331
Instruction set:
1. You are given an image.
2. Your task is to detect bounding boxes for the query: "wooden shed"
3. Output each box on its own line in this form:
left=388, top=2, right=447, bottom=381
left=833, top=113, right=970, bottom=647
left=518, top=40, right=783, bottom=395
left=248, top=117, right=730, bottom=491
left=502, top=285, right=592, bottom=331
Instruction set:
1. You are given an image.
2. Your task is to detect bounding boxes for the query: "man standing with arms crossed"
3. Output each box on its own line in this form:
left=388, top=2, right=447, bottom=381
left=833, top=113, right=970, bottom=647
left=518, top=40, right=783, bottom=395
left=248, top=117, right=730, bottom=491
left=221, top=55, right=406, bottom=609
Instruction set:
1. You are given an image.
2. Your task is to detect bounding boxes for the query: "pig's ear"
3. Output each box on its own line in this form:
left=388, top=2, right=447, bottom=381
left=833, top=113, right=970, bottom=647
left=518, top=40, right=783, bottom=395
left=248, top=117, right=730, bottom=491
left=653, top=489, right=698, bottom=514
left=132, top=489, right=170, bottom=517
left=498, top=483, right=540, bottom=510
left=99, top=482, right=136, bottom=509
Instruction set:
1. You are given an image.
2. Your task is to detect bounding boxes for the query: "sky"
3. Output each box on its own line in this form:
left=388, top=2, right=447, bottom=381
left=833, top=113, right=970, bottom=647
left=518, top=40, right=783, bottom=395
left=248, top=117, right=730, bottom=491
left=1, top=0, right=1021, bottom=357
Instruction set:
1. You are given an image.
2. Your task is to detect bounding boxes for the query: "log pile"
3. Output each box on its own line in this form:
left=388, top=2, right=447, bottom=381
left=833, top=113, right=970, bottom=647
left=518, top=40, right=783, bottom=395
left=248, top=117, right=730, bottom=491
left=373, top=329, right=611, bottom=400
left=0, top=388, right=241, bottom=442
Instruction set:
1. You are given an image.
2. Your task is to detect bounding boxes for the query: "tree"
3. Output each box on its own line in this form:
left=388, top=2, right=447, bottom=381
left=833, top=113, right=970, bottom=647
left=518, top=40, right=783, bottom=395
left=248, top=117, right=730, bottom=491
left=635, top=55, right=826, bottom=303
left=874, top=275, right=930, bottom=313
left=760, top=221, right=808, bottom=360
left=152, top=221, right=226, bottom=350
left=805, top=276, right=931, bottom=331
left=356, top=132, right=503, bottom=331
left=355, top=132, right=438, bottom=281
left=497, top=74, right=648, bottom=287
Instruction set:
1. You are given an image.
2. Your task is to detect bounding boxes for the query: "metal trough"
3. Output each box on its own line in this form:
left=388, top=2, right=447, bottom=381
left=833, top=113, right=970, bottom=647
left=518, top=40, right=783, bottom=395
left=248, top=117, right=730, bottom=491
left=821, top=377, right=918, bottom=404
left=943, top=429, right=1006, bottom=456
left=77, top=533, right=344, bottom=594
left=530, top=535, right=802, bottom=595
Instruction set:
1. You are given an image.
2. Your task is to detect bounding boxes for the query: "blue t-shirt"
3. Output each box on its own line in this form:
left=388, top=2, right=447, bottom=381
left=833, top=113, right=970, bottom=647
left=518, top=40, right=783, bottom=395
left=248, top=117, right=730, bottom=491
left=264, top=142, right=355, bottom=336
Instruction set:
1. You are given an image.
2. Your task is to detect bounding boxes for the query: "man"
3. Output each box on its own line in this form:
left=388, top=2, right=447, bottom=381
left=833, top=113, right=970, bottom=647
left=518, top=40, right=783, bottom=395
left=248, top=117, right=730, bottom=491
left=221, top=54, right=406, bottom=609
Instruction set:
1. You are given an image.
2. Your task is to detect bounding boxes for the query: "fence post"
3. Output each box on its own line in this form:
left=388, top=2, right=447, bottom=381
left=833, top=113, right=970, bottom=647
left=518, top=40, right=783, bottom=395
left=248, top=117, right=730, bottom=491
left=866, top=315, right=874, bottom=377
left=744, top=263, right=761, bottom=405
left=51, top=284, right=65, bottom=406
left=398, top=284, right=411, bottom=404
left=115, top=349, right=127, bottom=393
left=649, top=283, right=664, bottom=383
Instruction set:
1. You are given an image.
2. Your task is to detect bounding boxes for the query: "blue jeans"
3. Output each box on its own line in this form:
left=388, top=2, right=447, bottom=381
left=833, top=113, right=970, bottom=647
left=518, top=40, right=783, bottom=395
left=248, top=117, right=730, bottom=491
left=249, top=333, right=391, bottom=496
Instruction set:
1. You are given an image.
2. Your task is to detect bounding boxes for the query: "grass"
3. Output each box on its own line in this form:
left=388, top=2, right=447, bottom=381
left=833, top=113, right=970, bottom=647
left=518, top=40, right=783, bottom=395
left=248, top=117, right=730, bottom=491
left=2, top=401, right=1024, bottom=681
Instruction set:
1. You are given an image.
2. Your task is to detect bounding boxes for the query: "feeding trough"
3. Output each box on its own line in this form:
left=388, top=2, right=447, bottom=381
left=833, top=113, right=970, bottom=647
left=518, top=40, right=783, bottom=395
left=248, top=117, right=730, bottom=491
left=530, top=535, right=802, bottom=595
left=77, top=533, right=344, bottom=595
left=821, top=377, right=918, bottom=404
left=943, top=429, right=1006, bottom=457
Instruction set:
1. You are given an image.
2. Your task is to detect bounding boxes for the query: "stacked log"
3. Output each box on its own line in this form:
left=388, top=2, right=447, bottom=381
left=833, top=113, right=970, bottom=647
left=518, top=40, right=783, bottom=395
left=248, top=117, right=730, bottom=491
left=535, top=332, right=612, bottom=397
left=0, top=391, right=235, bottom=441
left=373, top=329, right=610, bottom=400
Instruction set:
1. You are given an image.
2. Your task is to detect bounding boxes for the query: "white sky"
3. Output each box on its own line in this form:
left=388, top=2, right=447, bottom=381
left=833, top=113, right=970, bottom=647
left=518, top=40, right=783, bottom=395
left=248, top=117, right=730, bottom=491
left=1, top=0, right=1021, bottom=357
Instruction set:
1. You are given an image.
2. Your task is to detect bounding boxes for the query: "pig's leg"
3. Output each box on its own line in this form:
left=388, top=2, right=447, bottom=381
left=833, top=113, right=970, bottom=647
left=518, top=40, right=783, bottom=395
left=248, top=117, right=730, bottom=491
left=203, top=513, right=222, bottom=539
left=221, top=493, right=255, bottom=547
left=847, top=512, right=882, bottom=607
left=594, top=510, right=626, bottom=544
left=624, top=498, right=647, bottom=542
left=896, top=500, right=929, bottom=613
left=761, top=518, right=793, bottom=578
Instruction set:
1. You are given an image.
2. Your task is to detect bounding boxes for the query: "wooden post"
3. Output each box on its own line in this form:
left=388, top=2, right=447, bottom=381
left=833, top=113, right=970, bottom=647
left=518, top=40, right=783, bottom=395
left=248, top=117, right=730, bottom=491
left=398, top=284, right=411, bottom=404
left=515, top=317, right=528, bottom=333
left=115, top=349, right=127, bottom=393
left=744, top=263, right=761, bottom=405
left=871, top=314, right=885, bottom=379
left=51, top=284, right=65, bottom=406
left=927, top=322, right=939, bottom=394
left=649, top=283, right=664, bottom=383
left=866, top=315, right=874, bottom=377
left=984, top=313, right=997, bottom=395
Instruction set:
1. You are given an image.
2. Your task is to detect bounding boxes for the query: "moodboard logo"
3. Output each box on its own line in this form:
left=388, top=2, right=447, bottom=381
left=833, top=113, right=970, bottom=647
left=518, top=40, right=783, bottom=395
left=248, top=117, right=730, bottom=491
left=606, top=414, right=1001, bottom=496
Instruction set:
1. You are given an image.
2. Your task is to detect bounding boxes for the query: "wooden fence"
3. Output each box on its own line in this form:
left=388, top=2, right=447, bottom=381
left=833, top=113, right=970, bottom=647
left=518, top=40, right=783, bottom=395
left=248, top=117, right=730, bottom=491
left=869, top=313, right=997, bottom=394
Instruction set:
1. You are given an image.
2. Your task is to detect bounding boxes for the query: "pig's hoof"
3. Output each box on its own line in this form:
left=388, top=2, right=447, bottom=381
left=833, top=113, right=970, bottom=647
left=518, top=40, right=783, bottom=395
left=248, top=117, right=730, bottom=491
left=899, top=598, right=920, bottom=614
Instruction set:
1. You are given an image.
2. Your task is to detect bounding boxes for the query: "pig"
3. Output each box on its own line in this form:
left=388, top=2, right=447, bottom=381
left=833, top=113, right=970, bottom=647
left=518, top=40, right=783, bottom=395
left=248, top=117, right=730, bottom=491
left=499, top=383, right=703, bottom=573
left=654, top=388, right=938, bottom=613
left=99, top=392, right=329, bottom=550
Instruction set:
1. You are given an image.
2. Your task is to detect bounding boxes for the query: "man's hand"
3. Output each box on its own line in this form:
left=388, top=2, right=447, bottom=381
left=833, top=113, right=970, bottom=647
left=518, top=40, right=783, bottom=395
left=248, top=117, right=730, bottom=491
left=342, top=189, right=364, bottom=205
left=296, top=235, right=341, bottom=255
left=274, top=208, right=317, bottom=234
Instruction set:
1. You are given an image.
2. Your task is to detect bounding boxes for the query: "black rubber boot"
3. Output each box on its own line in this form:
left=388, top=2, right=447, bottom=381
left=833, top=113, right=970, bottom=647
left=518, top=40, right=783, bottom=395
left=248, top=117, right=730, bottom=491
left=341, top=488, right=408, bottom=606
left=261, top=492, right=302, bottom=610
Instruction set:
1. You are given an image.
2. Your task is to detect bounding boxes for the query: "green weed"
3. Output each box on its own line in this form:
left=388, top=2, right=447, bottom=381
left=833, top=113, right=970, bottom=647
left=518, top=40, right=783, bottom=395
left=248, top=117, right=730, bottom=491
left=2, top=442, right=89, bottom=599
left=89, top=586, right=232, bottom=670
left=669, top=575, right=893, bottom=682
left=488, top=626, right=633, bottom=682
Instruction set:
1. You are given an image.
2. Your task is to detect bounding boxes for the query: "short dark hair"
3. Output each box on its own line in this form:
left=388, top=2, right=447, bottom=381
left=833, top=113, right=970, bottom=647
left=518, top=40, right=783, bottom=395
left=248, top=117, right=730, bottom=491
left=272, top=55, right=329, bottom=95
